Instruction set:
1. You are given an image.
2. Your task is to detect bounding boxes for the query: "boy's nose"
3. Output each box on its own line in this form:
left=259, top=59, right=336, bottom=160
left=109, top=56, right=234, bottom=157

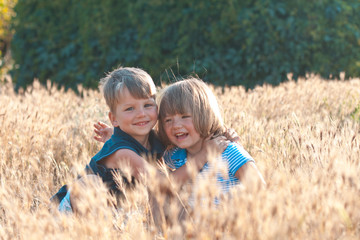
left=137, top=108, right=146, bottom=117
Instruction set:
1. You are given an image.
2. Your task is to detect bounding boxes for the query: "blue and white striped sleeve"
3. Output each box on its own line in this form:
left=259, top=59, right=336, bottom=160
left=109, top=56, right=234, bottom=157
left=223, top=143, right=254, bottom=176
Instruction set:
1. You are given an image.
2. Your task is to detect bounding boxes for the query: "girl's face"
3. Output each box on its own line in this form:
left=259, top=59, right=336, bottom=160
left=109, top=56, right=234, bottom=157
left=163, top=113, right=203, bottom=155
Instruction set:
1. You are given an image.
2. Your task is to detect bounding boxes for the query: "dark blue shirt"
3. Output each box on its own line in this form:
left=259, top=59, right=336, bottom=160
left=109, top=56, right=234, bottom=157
left=51, top=127, right=165, bottom=203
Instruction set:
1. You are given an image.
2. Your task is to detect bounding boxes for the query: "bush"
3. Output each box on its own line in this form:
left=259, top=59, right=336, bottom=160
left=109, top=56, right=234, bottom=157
left=11, top=0, right=360, bottom=90
left=0, top=0, right=17, bottom=74
left=11, top=0, right=138, bottom=90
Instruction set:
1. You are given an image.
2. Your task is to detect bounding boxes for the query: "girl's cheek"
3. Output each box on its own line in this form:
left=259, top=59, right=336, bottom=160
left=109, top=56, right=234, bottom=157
left=164, top=127, right=172, bottom=138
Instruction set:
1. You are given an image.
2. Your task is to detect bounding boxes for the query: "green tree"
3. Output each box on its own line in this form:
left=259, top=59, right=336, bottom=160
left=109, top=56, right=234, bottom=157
left=11, top=0, right=360, bottom=90
left=0, top=0, right=17, bottom=74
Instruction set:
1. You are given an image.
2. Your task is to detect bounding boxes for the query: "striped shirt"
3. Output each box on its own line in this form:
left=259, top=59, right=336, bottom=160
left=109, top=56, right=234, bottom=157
left=163, top=142, right=254, bottom=200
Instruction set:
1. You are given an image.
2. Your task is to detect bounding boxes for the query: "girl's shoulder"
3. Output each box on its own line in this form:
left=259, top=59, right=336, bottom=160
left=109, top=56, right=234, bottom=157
left=223, top=142, right=254, bottom=161
left=222, top=142, right=254, bottom=175
left=223, top=142, right=243, bottom=153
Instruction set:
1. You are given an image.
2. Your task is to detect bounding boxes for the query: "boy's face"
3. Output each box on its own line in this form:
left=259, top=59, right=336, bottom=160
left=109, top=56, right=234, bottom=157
left=109, top=87, right=158, bottom=143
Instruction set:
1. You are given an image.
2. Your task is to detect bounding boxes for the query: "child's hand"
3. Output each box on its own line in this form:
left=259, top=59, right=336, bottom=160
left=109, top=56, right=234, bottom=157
left=206, top=135, right=230, bottom=154
left=190, top=135, right=229, bottom=170
left=93, top=121, right=113, bottom=143
left=224, top=128, right=241, bottom=145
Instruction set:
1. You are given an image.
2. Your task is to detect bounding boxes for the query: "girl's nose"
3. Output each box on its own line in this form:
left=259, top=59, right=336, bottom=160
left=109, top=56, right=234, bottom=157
left=172, top=118, right=182, bottom=129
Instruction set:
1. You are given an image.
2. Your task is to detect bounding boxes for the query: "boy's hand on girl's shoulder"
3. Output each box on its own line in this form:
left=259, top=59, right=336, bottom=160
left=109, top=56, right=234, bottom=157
left=186, top=135, right=229, bottom=173
left=204, top=135, right=230, bottom=156
left=93, top=121, right=113, bottom=143
left=224, top=128, right=242, bottom=145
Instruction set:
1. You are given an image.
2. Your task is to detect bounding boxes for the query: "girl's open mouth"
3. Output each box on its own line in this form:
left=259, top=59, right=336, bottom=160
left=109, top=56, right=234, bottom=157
left=175, top=132, right=188, bottom=140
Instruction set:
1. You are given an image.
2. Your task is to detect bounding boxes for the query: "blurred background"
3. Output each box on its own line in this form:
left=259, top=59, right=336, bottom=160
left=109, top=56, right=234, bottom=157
left=1, top=0, right=360, bottom=91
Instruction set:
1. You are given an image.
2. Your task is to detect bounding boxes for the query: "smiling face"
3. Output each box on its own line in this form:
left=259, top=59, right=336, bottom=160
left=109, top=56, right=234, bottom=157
left=109, top=87, right=158, bottom=144
left=158, top=78, right=226, bottom=151
left=163, top=112, right=203, bottom=155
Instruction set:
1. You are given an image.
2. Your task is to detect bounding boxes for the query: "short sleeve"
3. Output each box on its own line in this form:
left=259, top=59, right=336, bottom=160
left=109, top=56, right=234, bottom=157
left=223, top=143, right=254, bottom=176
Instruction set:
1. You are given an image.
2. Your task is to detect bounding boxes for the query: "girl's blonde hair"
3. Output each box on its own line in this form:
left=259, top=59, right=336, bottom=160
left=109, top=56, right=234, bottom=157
left=100, top=67, right=156, bottom=113
left=157, top=78, right=225, bottom=145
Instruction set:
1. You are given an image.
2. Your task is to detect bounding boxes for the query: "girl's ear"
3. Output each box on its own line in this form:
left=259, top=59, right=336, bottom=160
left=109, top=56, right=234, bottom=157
left=108, top=112, right=118, bottom=127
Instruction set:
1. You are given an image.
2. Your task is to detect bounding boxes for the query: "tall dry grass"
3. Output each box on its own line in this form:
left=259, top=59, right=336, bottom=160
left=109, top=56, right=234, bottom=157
left=0, top=75, right=359, bottom=239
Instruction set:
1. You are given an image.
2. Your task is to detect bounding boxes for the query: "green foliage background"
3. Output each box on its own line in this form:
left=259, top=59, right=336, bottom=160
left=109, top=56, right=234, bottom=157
left=10, top=0, right=360, bottom=90
left=0, top=0, right=17, bottom=73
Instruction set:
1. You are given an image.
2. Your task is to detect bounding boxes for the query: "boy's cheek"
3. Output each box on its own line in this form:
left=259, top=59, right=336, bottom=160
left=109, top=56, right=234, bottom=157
left=152, top=109, right=159, bottom=118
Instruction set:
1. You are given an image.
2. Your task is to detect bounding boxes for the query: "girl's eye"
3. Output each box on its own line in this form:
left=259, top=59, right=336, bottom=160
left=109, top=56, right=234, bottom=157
left=164, top=118, right=172, bottom=123
left=182, top=115, right=190, bottom=119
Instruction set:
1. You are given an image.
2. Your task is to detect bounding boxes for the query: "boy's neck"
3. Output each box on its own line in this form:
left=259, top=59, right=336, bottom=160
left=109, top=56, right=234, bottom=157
left=116, top=127, right=151, bottom=150
left=133, top=134, right=150, bottom=150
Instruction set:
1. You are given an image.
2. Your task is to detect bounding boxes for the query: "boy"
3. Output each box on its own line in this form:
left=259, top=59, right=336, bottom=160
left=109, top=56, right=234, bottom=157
left=52, top=67, right=165, bottom=212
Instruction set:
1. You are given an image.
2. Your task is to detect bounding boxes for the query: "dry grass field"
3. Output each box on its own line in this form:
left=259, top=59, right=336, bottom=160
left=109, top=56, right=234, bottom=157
left=0, top=75, right=359, bottom=239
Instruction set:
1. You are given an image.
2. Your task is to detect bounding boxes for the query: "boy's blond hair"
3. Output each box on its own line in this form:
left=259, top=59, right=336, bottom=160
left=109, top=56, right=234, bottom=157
left=157, top=78, right=225, bottom=145
left=100, top=67, right=156, bottom=113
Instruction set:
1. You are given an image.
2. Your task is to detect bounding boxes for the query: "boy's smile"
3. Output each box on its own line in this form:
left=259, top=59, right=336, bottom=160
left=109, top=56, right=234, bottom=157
left=110, top=87, right=158, bottom=146
left=163, top=113, right=203, bottom=155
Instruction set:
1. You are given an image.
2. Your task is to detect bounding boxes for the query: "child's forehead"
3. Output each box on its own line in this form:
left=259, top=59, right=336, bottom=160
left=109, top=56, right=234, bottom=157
left=118, top=86, right=155, bottom=100
left=164, top=107, right=191, bottom=116
left=118, top=95, right=155, bottom=104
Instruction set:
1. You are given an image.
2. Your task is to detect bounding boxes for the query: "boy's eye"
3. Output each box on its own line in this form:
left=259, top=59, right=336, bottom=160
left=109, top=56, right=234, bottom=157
left=144, top=103, right=154, bottom=108
left=125, top=107, right=134, bottom=111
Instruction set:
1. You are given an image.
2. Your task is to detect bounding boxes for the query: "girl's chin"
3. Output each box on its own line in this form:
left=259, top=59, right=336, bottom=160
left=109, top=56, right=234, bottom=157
left=174, top=142, right=190, bottom=149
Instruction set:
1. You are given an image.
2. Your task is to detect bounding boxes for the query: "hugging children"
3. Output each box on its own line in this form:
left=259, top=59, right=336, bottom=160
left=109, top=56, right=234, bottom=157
left=93, top=71, right=265, bottom=200
left=52, top=66, right=265, bottom=215
left=52, top=67, right=225, bottom=213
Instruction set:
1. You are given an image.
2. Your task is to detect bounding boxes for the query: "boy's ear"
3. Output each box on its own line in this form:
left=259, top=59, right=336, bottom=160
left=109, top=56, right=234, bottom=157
left=108, top=112, right=118, bottom=127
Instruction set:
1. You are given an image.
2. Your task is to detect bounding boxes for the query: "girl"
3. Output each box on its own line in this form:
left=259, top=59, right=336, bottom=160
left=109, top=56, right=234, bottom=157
left=157, top=78, right=265, bottom=199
